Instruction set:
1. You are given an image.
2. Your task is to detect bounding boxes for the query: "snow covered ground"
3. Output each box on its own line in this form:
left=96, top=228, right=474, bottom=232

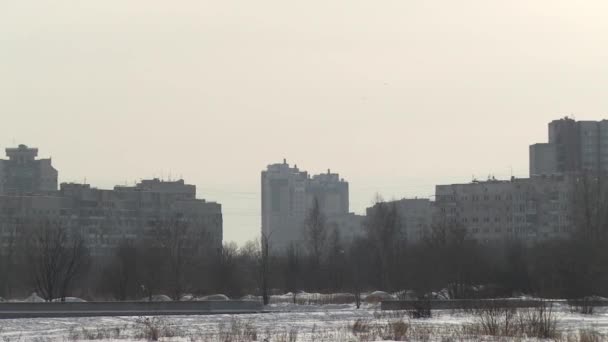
left=0, top=303, right=606, bottom=341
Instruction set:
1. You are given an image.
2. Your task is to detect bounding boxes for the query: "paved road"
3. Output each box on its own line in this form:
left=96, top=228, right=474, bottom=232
left=0, top=301, right=263, bottom=319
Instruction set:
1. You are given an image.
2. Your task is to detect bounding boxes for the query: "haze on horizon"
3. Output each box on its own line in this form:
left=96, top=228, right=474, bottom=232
left=2, top=0, right=608, bottom=245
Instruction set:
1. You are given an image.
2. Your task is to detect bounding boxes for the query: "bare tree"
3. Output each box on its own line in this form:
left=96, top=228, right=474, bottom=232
left=327, top=228, right=345, bottom=291
left=304, top=198, right=326, bottom=289
left=136, top=239, right=166, bottom=301
left=365, top=197, right=401, bottom=291
left=571, top=171, right=608, bottom=242
left=562, top=171, right=608, bottom=297
left=103, top=238, right=137, bottom=300
left=237, top=240, right=261, bottom=296
left=260, top=231, right=271, bottom=305
left=152, top=217, right=201, bottom=300
left=348, top=237, right=367, bottom=309
left=0, top=223, right=16, bottom=298
left=285, top=242, right=300, bottom=304
left=216, top=242, right=239, bottom=296
left=27, top=221, right=90, bottom=302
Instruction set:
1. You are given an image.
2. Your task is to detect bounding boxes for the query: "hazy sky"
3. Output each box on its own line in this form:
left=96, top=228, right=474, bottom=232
left=2, top=1, right=608, bottom=244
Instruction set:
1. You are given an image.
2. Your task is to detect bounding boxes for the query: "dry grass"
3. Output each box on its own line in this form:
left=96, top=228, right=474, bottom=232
left=53, top=309, right=608, bottom=342
left=568, top=298, right=595, bottom=315
left=68, top=326, right=123, bottom=340
left=134, top=317, right=181, bottom=341
left=267, top=293, right=358, bottom=305
left=217, top=319, right=259, bottom=342
left=560, top=329, right=607, bottom=342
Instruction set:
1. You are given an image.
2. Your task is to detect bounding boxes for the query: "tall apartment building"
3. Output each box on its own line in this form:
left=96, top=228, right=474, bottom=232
left=0, top=145, right=58, bottom=195
left=434, top=175, right=573, bottom=243
left=261, top=160, right=360, bottom=252
left=530, top=117, right=608, bottom=176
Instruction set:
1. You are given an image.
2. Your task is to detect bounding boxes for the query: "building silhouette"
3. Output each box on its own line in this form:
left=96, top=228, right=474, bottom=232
left=261, top=159, right=361, bottom=252
left=0, top=145, right=58, bottom=195
left=530, top=117, right=608, bottom=176
left=434, top=175, right=573, bottom=243
left=0, top=145, right=222, bottom=257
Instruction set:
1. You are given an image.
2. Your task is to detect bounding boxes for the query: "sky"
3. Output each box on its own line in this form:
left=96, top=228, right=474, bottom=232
left=2, top=1, right=608, bottom=245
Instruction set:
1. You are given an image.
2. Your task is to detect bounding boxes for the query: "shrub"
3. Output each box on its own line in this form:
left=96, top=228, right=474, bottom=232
left=217, top=319, right=259, bottom=342
left=409, top=300, right=432, bottom=319
left=517, top=303, right=558, bottom=339
left=466, top=301, right=559, bottom=339
left=579, top=329, right=603, bottom=342
left=351, top=318, right=371, bottom=334
left=568, top=298, right=595, bottom=315
left=135, top=317, right=180, bottom=341
left=388, top=320, right=410, bottom=340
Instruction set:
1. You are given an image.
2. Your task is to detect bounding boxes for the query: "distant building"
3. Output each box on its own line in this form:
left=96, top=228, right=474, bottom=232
left=0, top=145, right=58, bottom=195
left=0, top=179, right=223, bottom=257
left=325, top=212, right=366, bottom=245
left=117, top=178, right=196, bottom=199
left=365, top=198, right=434, bottom=244
left=529, top=143, right=558, bottom=176
left=393, top=198, right=434, bottom=244
left=530, top=117, right=608, bottom=176
left=0, top=145, right=222, bottom=257
left=261, top=160, right=357, bottom=252
left=307, top=171, right=349, bottom=216
left=434, top=175, right=573, bottom=243
left=261, top=160, right=309, bottom=252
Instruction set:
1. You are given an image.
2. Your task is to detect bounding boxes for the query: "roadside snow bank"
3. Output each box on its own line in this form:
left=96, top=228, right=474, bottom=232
left=364, top=291, right=396, bottom=303
left=51, top=297, right=87, bottom=302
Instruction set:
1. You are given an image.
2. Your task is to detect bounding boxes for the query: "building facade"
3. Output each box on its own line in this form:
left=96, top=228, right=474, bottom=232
left=394, top=198, right=434, bottom=244
left=0, top=179, right=223, bottom=257
left=434, top=175, right=573, bottom=243
left=530, top=117, right=608, bottom=176
left=0, top=145, right=58, bottom=195
left=0, top=144, right=222, bottom=257
left=261, top=160, right=358, bottom=252
left=364, top=198, right=434, bottom=244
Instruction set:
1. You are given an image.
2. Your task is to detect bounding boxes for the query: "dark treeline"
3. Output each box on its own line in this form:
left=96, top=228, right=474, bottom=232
left=1, top=175, right=608, bottom=302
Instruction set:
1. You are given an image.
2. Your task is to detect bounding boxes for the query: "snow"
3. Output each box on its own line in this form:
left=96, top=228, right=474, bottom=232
left=364, top=291, right=396, bottom=303
left=180, top=294, right=230, bottom=301
left=51, top=297, right=87, bottom=303
left=0, top=299, right=606, bottom=341
left=23, top=293, right=45, bottom=302
left=199, top=294, right=229, bottom=301
left=139, top=295, right=172, bottom=302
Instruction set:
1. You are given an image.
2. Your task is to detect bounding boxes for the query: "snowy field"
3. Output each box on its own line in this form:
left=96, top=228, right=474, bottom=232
left=0, top=303, right=607, bottom=341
